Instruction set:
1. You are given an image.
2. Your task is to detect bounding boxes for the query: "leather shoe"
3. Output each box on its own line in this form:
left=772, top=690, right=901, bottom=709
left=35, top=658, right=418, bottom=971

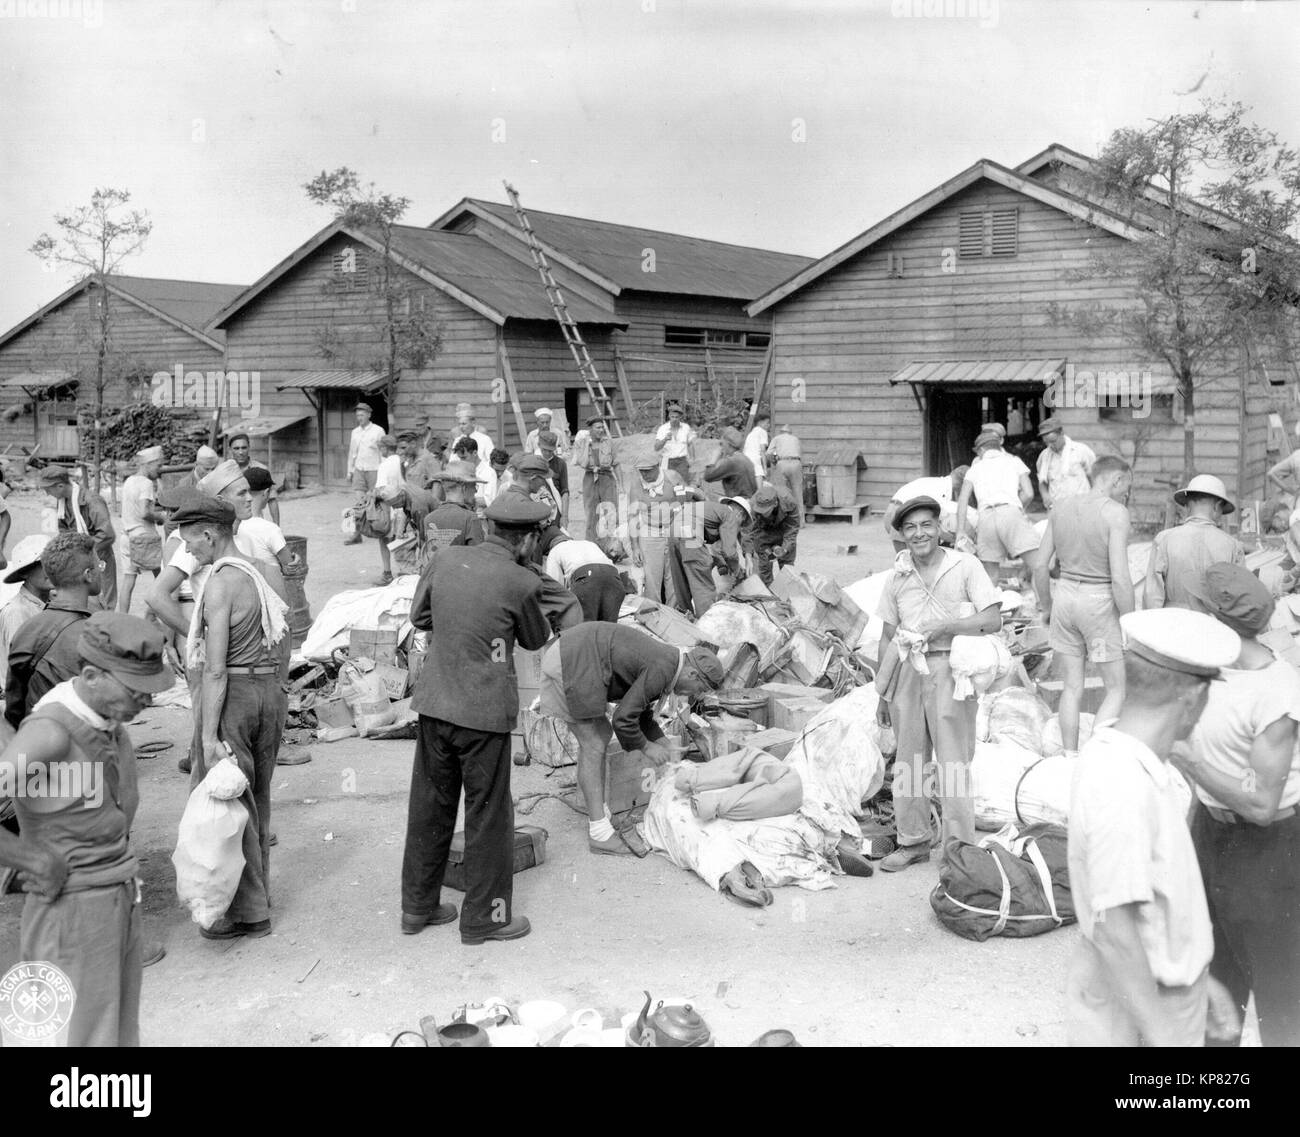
left=401, top=903, right=458, bottom=934
left=142, top=939, right=167, bottom=967
left=880, top=844, right=931, bottom=873
left=200, top=917, right=272, bottom=940
left=461, top=915, right=531, bottom=945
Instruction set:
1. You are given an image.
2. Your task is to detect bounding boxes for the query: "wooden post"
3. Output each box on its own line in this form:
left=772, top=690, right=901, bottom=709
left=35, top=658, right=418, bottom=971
left=746, top=343, right=775, bottom=430
left=613, top=346, right=635, bottom=424
left=496, top=329, right=527, bottom=446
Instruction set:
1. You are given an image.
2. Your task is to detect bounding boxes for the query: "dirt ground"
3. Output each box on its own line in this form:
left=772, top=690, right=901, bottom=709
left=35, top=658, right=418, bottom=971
left=0, top=475, right=1077, bottom=1048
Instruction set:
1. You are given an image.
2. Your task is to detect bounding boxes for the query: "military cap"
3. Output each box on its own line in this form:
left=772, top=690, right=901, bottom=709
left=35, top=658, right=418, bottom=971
left=242, top=466, right=275, bottom=492
left=721, top=427, right=744, bottom=450
left=1037, top=417, right=1063, bottom=437
left=1120, top=609, right=1241, bottom=679
left=894, top=495, right=943, bottom=528
left=78, top=611, right=175, bottom=694
left=634, top=456, right=662, bottom=471
left=355, top=401, right=374, bottom=413
left=171, top=494, right=237, bottom=529
left=485, top=493, right=552, bottom=528
left=511, top=454, right=550, bottom=478
left=38, top=465, right=73, bottom=485
left=1194, top=562, right=1275, bottom=636
left=750, top=485, right=781, bottom=515
left=137, top=445, right=165, bottom=463
left=684, top=646, right=725, bottom=689
left=3, top=534, right=52, bottom=583
left=197, top=460, right=246, bottom=497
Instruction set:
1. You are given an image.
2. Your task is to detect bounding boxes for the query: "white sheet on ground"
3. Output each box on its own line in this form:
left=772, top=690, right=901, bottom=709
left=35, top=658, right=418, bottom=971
left=843, top=571, right=893, bottom=656
left=299, top=576, right=417, bottom=661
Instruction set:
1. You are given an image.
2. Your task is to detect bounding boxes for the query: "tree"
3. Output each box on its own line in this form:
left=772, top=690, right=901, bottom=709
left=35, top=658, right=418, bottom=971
left=30, top=188, right=152, bottom=491
left=1049, top=100, right=1300, bottom=481
left=304, top=168, right=443, bottom=417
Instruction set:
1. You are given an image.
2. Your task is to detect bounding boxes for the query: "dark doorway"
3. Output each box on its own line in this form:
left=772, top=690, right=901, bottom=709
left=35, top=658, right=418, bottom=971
left=924, top=385, right=1046, bottom=478
left=319, top=388, right=388, bottom=484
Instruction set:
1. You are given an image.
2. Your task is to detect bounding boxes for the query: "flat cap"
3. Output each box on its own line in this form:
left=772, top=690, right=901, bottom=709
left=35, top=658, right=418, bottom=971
left=197, top=460, right=246, bottom=497
left=38, top=465, right=72, bottom=485
left=750, top=485, right=780, bottom=515
left=1120, top=609, right=1241, bottom=679
left=685, top=647, right=725, bottom=689
left=511, top=454, right=550, bottom=478
left=635, top=455, right=662, bottom=471
left=894, top=495, right=943, bottom=528
left=242, top=466, right=275, bottom=492
left=986, top=422, right=1008, bottom=438
left=3, top=533, right=52, bottom=583
left=1195, top=561, right=1275, bottom=636
left=1037, top=417, right=1063, bottom=437
left=354, top=401, right=374, bottom=412
left=171, top=494, right=237, bottom=528
left=485, top=493, right=552, bottom=528
left=78, top=611, right=175, bottom=694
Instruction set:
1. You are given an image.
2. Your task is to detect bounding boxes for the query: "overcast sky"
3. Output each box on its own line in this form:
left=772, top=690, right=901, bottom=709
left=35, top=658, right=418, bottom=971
left=1, top=0, right=1297, bottom=331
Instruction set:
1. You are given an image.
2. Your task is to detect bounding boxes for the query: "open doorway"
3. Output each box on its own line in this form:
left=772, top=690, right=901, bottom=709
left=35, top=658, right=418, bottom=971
left=924, top=384, right=1048, bottom=495
left=319, top=388, right=388, bottom=484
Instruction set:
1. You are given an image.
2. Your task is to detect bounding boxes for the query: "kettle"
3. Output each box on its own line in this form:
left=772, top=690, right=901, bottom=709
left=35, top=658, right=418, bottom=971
left=630, top=991, right=713, bottom=1048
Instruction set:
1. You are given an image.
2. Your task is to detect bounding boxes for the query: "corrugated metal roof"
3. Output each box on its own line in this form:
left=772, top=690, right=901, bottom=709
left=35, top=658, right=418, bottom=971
left=459, top=201, right=813, bottom=300
left=1, top=370, right=75, bottom=390
left=889, top=358, right=1065, bottom=386
left=277, top=370, right=387, bottom=391
left=106, top=275, right=245, bottom=335
left=220, top=412, right=311, bottom=437
left=387, top=227, right=622, bottom=324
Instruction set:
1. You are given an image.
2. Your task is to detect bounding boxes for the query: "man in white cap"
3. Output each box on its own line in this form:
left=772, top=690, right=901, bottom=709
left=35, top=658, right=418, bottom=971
left=955, top=427, right=1040, bottom=582
left=1067, top=607, right=1240, bottom=1046
left=345, top=402, right=385, bottom=546
left=189, top=444, right=220, bottom=489
left=1144, top=475, right=1244, bottom=613
left=448, top=402, right=493, bottom=465
left=0, top=535, right=52, bottom=690
left=524, top=408, right=568, bottom=458
left=1035, top=416, right=1095, bottom=509
left=119, top=446, right=167, bottom=616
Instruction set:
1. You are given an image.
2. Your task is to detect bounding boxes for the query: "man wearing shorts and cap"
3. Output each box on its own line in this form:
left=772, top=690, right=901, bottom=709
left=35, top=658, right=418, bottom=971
left=1145, top=474, right=1245, bottom=613
left=0, top=611, right=173, bottom=1045
left=1033, top=456, right=1135, bottom=757
left=119, top=446, right=167, bottom=616
left=538, top=621, right=723, bottom=855
left=41, top=465, right=117, bottom=610
left=654, top=400, right=696, bottom=483
left=345, top=402, right=386, bottom=546
left=875, top=495, right=1004, bottom=872
left=746, top=483, right=800, bottom=585
left=402, top=492, right=551, bottom=944
left=174, top=494, right=289, bottom=940
left=1067, top=607, right=1240, bottom=1046
left=579, top=416, right=619, bottom=547
left=1172, top=563, right=1300, bottom=1047
left=1035, top=416, right=1095, bottom=509
left=703, top=427, right=758, bottom=499
left=955, top=428, right=1040, bottom=582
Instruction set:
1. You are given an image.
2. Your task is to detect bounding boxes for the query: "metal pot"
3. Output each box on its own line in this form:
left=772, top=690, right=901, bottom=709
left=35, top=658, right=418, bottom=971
left=630, top=990, right=713, bottom=1048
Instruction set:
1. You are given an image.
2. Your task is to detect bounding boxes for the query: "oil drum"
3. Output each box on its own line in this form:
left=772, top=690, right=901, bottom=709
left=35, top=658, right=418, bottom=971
left=282, top=535, right=312, bottom=648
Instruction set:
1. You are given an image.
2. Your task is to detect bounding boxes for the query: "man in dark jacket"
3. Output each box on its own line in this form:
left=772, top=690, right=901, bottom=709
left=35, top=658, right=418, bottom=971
left=538, top=622, right=723, bottom=855
left=424, top=461, right=486, bottom=548
left=401, top=493, right=552, bottom=944
left=703, top=428, right=758, bottom=500
left=746, top=484, right=800, bottom=585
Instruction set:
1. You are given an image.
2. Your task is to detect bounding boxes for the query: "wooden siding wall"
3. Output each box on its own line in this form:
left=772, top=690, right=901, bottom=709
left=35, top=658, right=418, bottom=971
left=0, top=292, right=222, bottom=453
left=767, top=179, right=1264, bottom=525
left=222, top=233, right=501, bottom=483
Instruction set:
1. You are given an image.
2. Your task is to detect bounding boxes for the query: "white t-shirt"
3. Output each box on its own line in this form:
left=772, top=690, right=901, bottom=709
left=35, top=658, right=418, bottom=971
left=544, top=539, right=612, bottom=585
left=744, top=426, right=769, bottom=479
left=1191, top=657, right=1300, bottom=812
left=375, top=454, right=403, bottom=497
left=121, top=474, right=158, bottom=536
left=965, top=450, right=1029, bottom=510
left=348, top=422, right=386, bottom=474
left=656, top=420, right=696, bottom=460
left=235, top=518, right=287, bottom=565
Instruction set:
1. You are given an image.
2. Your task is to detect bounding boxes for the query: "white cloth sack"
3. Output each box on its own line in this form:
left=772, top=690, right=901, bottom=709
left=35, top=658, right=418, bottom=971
left=299, top=577, right=416, bottom=662
left=172, top=756, right=250, bottom=929
left=950, top=634, right=1013, bottom=700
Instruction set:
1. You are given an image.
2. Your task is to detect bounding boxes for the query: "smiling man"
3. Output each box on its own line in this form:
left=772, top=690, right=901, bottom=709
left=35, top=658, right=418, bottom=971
left=875, top=495, right=1003, bottom=872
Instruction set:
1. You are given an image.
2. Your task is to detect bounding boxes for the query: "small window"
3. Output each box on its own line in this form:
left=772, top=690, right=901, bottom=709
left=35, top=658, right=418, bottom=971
left=705, top=329, right=742, bottom=347
left=331, top=246, right=369, bottom=290
left=665, top=326, right=705, bottom=346
left=990, top=209, right=1019, bottom=257
left=1099, top=393, right=1176, bottom=424
left=957, top=208, right=1019, bottom=259
left=744, top=332, right=771, bottom=349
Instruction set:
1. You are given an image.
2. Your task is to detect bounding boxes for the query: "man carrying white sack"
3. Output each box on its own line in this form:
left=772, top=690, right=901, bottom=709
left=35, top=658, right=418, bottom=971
left=875, top=495, right=1003, bottom=873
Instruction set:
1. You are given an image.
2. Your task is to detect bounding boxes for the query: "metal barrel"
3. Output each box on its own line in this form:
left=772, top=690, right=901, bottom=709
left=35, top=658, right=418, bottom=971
left=282, top=535, right=312, bottom=648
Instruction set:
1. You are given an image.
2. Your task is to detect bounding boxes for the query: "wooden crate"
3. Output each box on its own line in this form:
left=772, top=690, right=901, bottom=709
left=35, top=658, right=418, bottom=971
left=349, top=626, right=400, bottom=666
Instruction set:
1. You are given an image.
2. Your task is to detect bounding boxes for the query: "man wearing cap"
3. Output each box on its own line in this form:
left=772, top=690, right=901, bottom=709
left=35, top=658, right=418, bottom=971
left=666, top=496, right=749, bottom=617
left=765, top=425, right=804, bottom=527
left=5, top=533, right=101, bottom=730
left=703, top=428, right=758, bottom=500
left=1033, top=456, right=1135, bottom=757
left=538, top=431, right=570, bottom=525
left=0, top=611, right=173, bottom=1045
left=402, top=493, right=551, bottom=944
left=174, top=494, right=289, bottom=940
left=745, top=484, right=801, bottom=586
left=653, top=401, right=696, bottom=483
left=41, top=466, right=117, bottom=610
left=543, top=533, right=622, bottom=623
left=345, top=402, right=386, bottom=546
left=1170, top=563, right=1300, bottom=1048
left=1035, top=417, right=1095, bottom=509
left=1067, top=608, right=1240, bottom=1046
left=580, top=417, right=620, bottom=548
left=424, top=461, right=487, bottom=551
left=189, top=444, right=220, bottom=489
left=448, top=403, right=494, bottom=466
left=630, top=460, right=695, bottom=605
left=954, top=429, right=1040, bottom=581
left=537, top=621, right=723, bottom=855
left=0, top=535, right=52, bottom=691
left=119, top=446, right=167, bottom=616
left=1144, top=475, right=1245, bottom=613
left=525, top=408, right=568, bottom=459
left=228, top=431, right=280, bottom=525
left=875, top=495, right=1004, bottom=872
left=883, top=466, right=970, bottom=553
left=743, top=412, right=771, bottom=484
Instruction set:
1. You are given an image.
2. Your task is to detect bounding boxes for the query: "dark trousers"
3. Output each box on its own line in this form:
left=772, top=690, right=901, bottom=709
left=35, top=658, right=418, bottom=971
left=401, top=716, right=514, bottom=936
left=191, top=672, right=286, bottom=923
left=99, top=547, right=118, bottom=611
left=570, top=563, right=625, bottom=622
left=749, top=538, right=796, bottom=585
left=582, top=470, right=618, bottom=542
left=1191, top=804, right=1300, bottom=1047
left=666, top=538, right=717, bottom=617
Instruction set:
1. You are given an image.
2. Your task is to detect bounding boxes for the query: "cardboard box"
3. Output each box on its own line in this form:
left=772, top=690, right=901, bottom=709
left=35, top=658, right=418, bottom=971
left=350, top=626, right=400, bottom=667
left=740, top=726, right=799, bottom=760
left=632, top=600, right=717, bottom=650
left=315, top=697, right=355, bottom=729
left=770, top=567, right=868, bottom=646
left=783, top=629, right=834, bottom=686
left=444, top=825, right=548, bottom=892
left=372, top=664, right=410, bottom=701
left=771, top=695, right=826, bottom=734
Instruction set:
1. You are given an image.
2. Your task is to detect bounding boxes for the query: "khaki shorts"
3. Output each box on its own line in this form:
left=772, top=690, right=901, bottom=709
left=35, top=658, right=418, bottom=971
left=127, top=531, right=163, bottom=572
left=537, top=642, right=574, bottom=721
left=1050, top=579, right=1124, bottom=662
left=976, top=505, right=1040, bottom=562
